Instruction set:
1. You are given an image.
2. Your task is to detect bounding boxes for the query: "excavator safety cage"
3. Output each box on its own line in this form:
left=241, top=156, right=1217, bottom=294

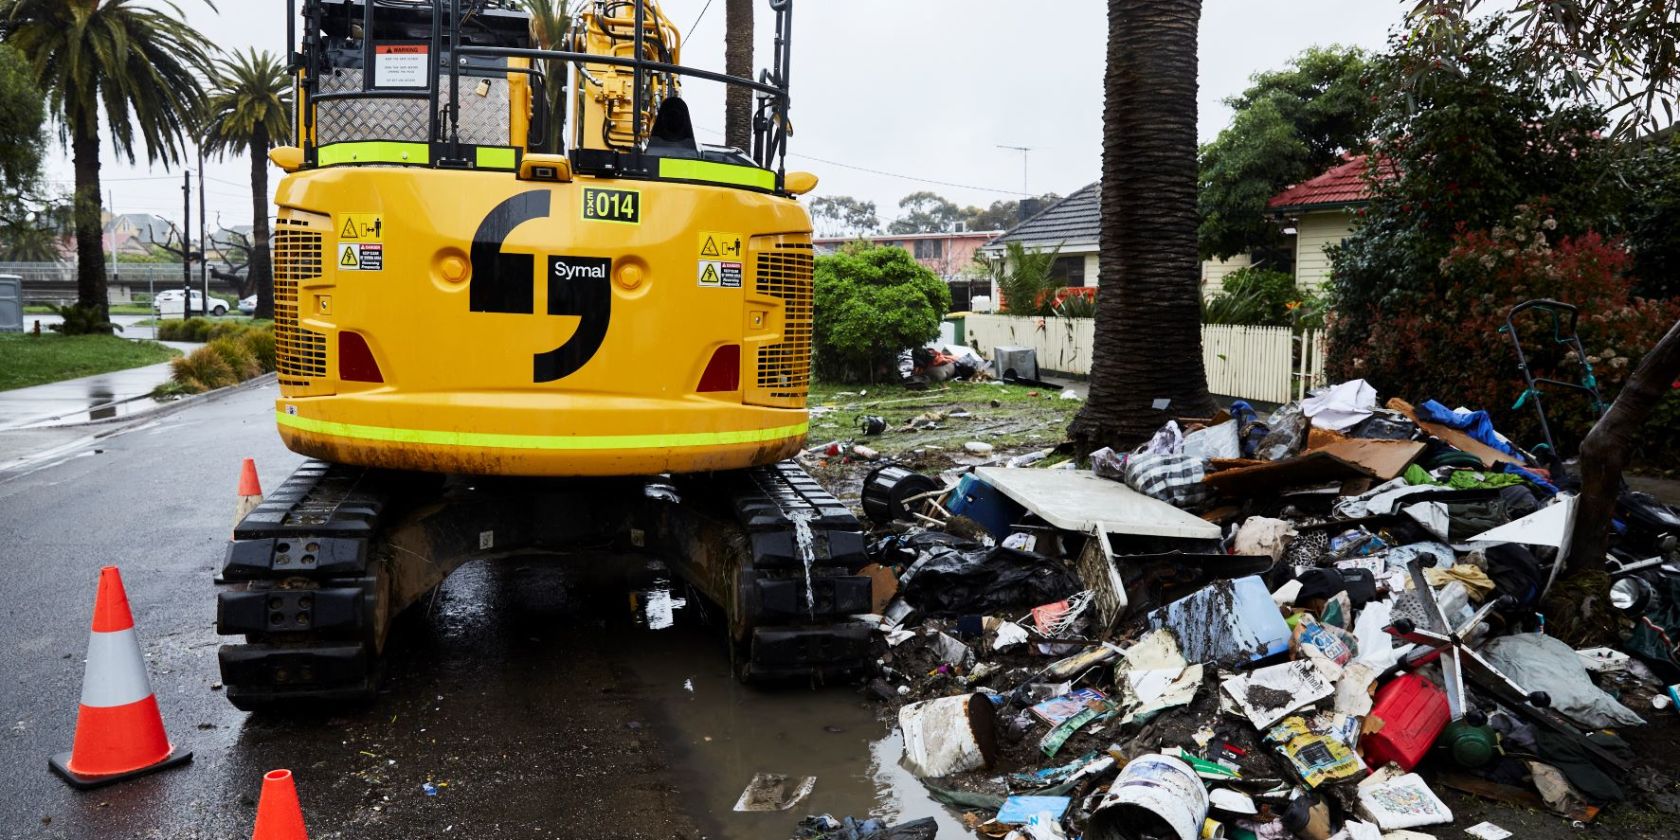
left=285, top=0, right=796, bottom=189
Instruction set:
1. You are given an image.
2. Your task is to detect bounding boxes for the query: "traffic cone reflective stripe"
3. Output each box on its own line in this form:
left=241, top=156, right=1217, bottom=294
left=253, top=769, right=309, bottom=840
left=234, top=458, right=264, bottom=531
left=49, top=566, right=192, bottom=789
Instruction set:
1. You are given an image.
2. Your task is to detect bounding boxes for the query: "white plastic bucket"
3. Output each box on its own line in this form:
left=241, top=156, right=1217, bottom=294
left=898, top=693, right=998, bottom=778
left=1086, top=753, right=1210, bottom=840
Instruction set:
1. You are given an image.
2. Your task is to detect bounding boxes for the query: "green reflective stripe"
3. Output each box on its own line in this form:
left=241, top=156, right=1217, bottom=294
left=657, top=158, right=776, bottom=190
left=277, top=410, right=807, bottom=451
left=317, top=141, right=430, bottom=166
left=476, top=146, right=517, bottom=170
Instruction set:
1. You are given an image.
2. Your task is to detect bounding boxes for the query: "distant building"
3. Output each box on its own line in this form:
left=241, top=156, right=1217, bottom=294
left=977, top=182, right=1101, bottom=296
left=1266, top=154, right=1392, bottom=291
left=103, top=213, right=174, bottom=256
left=978, top=182, right=1246, bottom=303
left=814, top=229, right=1003, bottom=311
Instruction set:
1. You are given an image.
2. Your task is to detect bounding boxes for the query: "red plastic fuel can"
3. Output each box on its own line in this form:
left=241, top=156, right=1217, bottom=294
left=1362, top=673, right=1450, bottom=771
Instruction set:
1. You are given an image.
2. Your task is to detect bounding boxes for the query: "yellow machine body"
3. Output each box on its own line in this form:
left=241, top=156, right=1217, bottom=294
left=271, top=168, right=813, bottom=477
left=272, top=0, right=813, bottom=477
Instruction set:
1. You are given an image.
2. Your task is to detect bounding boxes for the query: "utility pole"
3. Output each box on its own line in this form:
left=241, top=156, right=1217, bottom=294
left=996, top=144, right=1033, bottom=196
left=198, top=145, right=210, bottom=314
left=182, top=169, right=194, bottom=320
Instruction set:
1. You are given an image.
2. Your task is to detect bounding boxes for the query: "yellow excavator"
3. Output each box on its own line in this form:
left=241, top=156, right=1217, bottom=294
left=218, top=0, right=870, bottom=710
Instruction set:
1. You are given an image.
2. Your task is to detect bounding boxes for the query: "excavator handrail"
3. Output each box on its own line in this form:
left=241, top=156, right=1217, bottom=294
left=454, top=45, right=789, bottom=100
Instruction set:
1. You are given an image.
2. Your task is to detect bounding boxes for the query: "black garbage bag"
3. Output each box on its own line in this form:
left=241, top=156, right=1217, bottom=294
left=1484, top=543, right=1543, bottom=609
left=900, top=545, right=1082, bottom=615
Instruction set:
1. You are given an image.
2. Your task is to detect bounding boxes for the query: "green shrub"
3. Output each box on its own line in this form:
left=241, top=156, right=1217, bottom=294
left=157, top=317, right=217, bottom=342
left=47, top=303, right=120, bottom=335
left=812, top=243, right=950, bottom=382
left=206, top=336, right=262, bottom=380
left=240, top=327, right=276, bottom=372
left=1200, top=267, right=1308, bottom=326
left=980, top=241, right=1064, bottom=316
left=207, top=319, right=251, bottom=341
left=1333, top=206, right=1680, bottom=463
left=168, top=346, right=238, bottom=393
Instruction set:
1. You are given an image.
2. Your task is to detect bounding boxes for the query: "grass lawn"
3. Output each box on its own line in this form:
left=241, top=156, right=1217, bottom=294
left=0, top=333, right=181, bottom=391
left=24, top=303, right=154, bottom=315
left=806, top=379, right=1082, bottom=453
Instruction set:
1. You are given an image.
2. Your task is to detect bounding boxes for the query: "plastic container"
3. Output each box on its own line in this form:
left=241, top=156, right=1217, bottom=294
left=898, top=693, right=998, bottom=778
left=1087, top=753, right=1210, bottom=840
left=945, top=473, right=1022, bottom=539
left=1363, top=673, right=1450, bottom=771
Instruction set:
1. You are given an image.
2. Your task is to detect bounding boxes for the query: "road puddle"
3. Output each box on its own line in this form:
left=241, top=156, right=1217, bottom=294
left=617, top=560, right=968, bottom=839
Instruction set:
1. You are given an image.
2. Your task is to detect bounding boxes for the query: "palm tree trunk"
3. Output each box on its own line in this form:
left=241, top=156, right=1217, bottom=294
left=70, top=120, right=111, bottom=327
left=1070, top=0, right=1215, bottom=451
left=1565, top=318, right=1680, bottom=575
left=723, top=0, right=753, bottom=151
left=250, top=127, right=274, bottom=320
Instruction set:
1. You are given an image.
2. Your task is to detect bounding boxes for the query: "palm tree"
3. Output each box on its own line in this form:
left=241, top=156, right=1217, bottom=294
left=0, top=0, right=213, bottom=331
left=1069, top=0, right=1215, bottom=450
left=723, top=0, right=752, bottom=150
left=519, top=0, right=569, bottom=154
left=201, top=48, right=290, bottom=321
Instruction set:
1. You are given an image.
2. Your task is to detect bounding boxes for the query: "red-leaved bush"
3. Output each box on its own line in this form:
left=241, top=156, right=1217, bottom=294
left=1333, top=205, right=1680, bottom=464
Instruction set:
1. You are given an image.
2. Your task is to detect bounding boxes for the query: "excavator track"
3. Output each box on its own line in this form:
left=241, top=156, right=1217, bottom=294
left=664, top=461, right=874, bottom=681
left=215, top=459, right=873, bottom=710
left=216, top=461, right=392, bottom=711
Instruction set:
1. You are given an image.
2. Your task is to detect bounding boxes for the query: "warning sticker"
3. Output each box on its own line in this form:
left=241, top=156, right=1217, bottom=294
left=338, top=242, right=384, bottom=271
left=374, top=44, right=429, bottom=89
left=697, top=260, right=742, bottom=288
left=338, top=213, right=383, bottom=241
left=697, top=231, right=744, bottom=260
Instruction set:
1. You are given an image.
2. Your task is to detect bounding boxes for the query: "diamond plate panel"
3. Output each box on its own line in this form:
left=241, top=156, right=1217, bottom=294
left=316, top=68, right=511, bottom=148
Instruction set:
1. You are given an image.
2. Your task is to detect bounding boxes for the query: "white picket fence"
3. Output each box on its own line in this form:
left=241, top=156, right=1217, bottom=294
left=961, top=314, right=1327, bottom=404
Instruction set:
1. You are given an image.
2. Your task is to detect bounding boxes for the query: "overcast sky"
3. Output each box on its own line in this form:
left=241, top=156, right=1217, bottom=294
left=39, top=0, right=1408, bottom=230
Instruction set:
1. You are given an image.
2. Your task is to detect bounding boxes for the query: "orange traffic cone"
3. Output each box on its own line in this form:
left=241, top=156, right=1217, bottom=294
left=252, top=769, right=310, bottom=840
left=234, top=458, right=264, bottom=530
left=49, top=566, right=192, bottom=789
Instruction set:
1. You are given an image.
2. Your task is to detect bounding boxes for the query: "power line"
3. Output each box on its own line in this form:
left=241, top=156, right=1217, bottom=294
left=785, top=151, right=1032, bottom=197
left=687, top=0, right=716, bottom=37
left=692, top=123, right=1033, bottom=196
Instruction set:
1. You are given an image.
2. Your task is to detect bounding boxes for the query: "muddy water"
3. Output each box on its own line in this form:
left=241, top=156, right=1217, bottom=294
left=614, top=560, right=970, bottom=839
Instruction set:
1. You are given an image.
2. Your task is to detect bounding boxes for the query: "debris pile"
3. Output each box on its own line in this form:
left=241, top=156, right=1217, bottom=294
left=825, top=380, right=1680, bottom=839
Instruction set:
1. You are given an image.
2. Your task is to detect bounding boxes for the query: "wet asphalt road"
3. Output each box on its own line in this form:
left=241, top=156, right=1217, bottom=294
left=0, top=383, right=958, bottom=840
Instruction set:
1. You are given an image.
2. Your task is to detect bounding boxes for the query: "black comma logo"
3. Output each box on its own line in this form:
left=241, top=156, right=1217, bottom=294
left=468, top=190, right=612, bottom=383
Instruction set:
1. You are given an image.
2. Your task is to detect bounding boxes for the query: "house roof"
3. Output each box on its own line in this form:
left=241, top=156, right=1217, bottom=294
left=1267, top=154, right=1390, bottom=213
left=981, top=182, right=1101, bottom=253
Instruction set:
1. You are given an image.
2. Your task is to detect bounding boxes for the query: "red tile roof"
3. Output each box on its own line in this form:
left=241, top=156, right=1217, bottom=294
left=1267, top=154, right=1391, bottom=212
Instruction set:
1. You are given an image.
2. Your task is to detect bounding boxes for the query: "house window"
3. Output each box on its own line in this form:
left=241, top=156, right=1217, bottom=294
left=913, top=239, right=943, bottom=260
left=1049, top=255, right=1085, bottom=286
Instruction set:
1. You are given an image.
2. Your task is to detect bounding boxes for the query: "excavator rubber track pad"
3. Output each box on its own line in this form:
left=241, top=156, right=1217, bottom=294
left=217, top=461, right=387, bottom=711
left=744, top=623, right=873, bottom=681
left=219, top=643, right=375, bottom=710
left=734, top=462, right=869, bottom=572
left=233, top=460, right=384, bottom=539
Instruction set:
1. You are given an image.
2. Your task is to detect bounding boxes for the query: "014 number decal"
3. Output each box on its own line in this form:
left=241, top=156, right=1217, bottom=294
left=581, top=187, right=640, bottom=225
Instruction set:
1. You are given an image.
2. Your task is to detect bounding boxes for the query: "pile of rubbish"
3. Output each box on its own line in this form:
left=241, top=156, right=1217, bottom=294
left=832, top=379, right=1680, bottom=839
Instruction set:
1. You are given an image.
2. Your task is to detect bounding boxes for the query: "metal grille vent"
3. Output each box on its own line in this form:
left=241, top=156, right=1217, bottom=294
left=755, top=241, right=813, bottom=399
left=273, top=220, right=328, bottom=384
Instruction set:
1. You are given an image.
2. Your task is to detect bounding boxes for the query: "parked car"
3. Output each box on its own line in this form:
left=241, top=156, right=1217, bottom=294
left=238, top=295, right=257, bottom=316
left=152, top=289, right=230, bottom=318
